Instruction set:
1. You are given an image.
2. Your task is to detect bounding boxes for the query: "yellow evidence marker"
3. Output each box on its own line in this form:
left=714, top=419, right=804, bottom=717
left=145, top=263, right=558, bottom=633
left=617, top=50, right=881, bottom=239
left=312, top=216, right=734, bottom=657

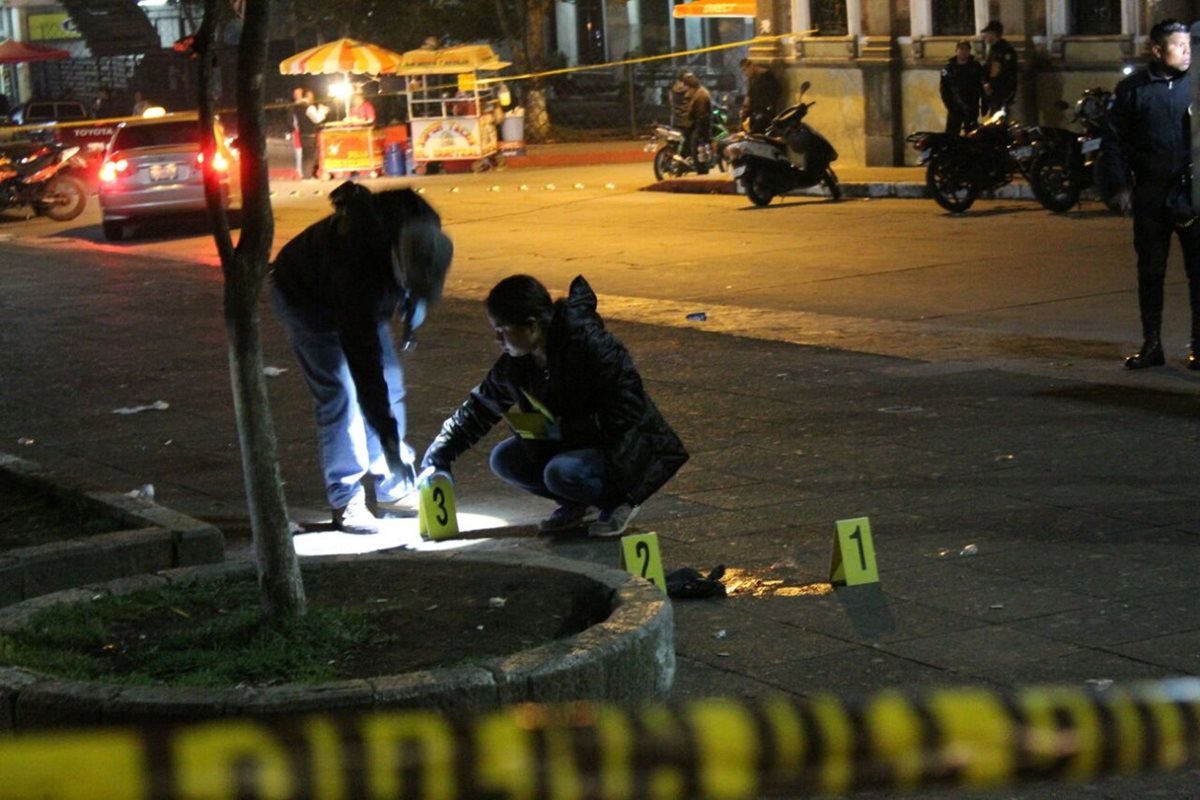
left=829, top=517, right=879, bottom=586
left=620, top=532, right=666, bottom=593
left=418, top=474, right=459, bottom=541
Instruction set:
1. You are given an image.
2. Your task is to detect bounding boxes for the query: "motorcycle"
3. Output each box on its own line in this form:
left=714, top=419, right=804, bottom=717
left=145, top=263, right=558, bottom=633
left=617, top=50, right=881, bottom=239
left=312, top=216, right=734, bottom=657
left=1025, top=87, right=1112, bottom=212
left=725, top=81, right=841, bottom=207
left=647, top=102, right=735, bottom=181
left=908, top=108, right=1087, bottom=213
left=0, top=141, right=88, bottom=221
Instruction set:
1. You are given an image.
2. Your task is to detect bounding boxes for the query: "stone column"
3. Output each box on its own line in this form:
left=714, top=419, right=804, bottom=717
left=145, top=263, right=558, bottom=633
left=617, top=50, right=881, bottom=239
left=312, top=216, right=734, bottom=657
left=859, top=0, right=903, bottom=165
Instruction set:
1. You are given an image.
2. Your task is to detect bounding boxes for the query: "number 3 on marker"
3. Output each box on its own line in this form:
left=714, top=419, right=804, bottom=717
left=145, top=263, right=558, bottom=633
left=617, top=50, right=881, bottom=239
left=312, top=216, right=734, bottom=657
left=419, top=476, right=458, bottom=540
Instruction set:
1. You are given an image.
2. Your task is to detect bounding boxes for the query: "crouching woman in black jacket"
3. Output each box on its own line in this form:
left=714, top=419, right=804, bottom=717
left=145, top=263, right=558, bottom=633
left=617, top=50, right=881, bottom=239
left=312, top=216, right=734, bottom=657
left=421, top=274, right=688, bottom=537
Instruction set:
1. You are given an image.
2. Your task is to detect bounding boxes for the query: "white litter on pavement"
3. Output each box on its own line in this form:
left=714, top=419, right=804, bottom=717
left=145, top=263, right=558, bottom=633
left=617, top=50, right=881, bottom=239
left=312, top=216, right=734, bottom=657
left=113, top=400, right=169, bottom=415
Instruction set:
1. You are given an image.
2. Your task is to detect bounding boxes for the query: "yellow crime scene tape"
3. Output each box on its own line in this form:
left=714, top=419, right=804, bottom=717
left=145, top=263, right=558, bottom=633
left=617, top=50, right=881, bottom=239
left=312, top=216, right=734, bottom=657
left=475, top=32, right=815, bottom=86
left=2, top=679, right=1200, bottom=798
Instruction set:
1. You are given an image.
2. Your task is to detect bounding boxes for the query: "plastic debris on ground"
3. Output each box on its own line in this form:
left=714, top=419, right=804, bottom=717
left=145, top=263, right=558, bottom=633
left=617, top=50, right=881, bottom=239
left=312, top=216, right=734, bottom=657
left=488, top=596, right=507, bottom=609
left=686, top=312, right=707, bottom=322
left=113, top=400, right=169, bottom=415
left=262, top=366, right=288, bottom=377
left=125, top=483, right=155, bottom=501
left=959, top=544, right=979, bottom=557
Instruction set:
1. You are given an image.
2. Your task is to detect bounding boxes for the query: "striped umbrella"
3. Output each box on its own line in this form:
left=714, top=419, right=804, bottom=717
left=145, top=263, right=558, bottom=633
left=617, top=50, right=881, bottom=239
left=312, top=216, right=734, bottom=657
left=279, top=37, right=403, bottom=75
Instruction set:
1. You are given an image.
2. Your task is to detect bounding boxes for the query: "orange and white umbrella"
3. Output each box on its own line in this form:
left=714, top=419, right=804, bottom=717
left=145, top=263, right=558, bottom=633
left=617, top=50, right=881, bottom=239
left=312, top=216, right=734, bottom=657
left=279, top=37, right=403, bottom=75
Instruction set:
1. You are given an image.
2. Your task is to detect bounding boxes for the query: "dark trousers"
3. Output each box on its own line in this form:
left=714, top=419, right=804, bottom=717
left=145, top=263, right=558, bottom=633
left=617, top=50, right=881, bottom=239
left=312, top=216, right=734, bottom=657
left=944, top=107, right=977, bottom=136
left=1132, top=204, right=1200, bottom=342
left=489, top=436, right=616, bottom=508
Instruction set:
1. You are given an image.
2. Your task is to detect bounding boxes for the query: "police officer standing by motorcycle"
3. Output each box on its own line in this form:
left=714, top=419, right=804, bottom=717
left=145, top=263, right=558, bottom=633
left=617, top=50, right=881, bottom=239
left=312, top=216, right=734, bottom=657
left=981, top=21, right=1017, bottom=116
left=1102, top=18, right=1200, bottom=371
left=940, top=40, right=983, bottom=135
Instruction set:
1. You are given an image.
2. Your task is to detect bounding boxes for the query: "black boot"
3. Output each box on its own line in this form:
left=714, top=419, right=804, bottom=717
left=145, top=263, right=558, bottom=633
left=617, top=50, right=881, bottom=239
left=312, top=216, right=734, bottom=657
left=1125, top=338, right=1165, bottom=369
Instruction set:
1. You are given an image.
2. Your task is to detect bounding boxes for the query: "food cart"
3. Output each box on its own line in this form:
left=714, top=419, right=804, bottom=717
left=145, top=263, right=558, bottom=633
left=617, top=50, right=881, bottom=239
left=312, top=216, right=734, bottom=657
left=315, top=123, right=387, bottom=179
left=389, top=45, right=510, bottom=173
left=278, top=37, right=405, bottom=179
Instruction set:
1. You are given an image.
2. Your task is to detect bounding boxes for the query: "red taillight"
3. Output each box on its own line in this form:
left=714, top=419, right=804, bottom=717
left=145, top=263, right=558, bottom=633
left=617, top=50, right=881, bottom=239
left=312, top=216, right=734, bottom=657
left=99, top=158, right=128, bottom=183
left=196, top=150, right=230, bottom=173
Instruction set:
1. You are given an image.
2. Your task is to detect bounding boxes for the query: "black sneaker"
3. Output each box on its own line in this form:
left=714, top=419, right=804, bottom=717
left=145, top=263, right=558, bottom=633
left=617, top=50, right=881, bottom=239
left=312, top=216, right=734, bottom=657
left=538, top=504, right=591, bottom=534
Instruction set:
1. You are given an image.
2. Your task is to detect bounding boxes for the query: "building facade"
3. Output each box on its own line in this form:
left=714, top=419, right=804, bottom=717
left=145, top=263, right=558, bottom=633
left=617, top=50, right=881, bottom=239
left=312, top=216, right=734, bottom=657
left=750, top=0, right=1200, bottom=165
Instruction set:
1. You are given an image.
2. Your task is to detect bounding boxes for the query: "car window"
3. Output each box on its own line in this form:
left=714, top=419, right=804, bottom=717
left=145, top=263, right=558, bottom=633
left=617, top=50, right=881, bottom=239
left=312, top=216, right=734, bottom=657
left=26, top=103, right=54, bottom=120
left=111, top=121, right=203, bottom=150
left=55, top=104, right=88, bottom=121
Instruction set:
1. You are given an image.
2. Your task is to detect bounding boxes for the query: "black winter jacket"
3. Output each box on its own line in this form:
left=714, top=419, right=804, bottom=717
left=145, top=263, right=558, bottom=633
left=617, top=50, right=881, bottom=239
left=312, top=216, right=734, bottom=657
left=272, top=187, right=443, bottom=457
left=940, top=56, right=983, bottom=118
left=983, top=38, right=1017, bottom=111
left=422, top=275, right=688, bottom=506
left=1101, top=62, right=1192, bottom=204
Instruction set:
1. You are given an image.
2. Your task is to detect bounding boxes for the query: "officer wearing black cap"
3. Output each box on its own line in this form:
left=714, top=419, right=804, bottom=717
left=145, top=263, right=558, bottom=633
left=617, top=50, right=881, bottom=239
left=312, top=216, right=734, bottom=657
left=981, top=20, right=1017, bottom=116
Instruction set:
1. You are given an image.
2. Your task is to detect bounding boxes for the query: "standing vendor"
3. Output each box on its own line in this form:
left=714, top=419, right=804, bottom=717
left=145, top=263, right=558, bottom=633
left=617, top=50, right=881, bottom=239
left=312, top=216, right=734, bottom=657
left=348, top=91, right=377, bottom=126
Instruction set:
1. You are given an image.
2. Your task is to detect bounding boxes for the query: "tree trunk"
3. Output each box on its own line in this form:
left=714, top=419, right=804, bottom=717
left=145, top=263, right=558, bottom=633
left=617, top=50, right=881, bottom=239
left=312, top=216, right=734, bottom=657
left=197, top=0, right=306, bottom=624
left=523, top=0, right=552, bottom=142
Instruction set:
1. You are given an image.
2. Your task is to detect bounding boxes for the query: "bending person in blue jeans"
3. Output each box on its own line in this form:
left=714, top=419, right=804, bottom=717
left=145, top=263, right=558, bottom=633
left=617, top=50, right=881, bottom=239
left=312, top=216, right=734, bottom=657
left=272, top=182, right=453, bottom=533
left=421, top=274, right=688, bottom=537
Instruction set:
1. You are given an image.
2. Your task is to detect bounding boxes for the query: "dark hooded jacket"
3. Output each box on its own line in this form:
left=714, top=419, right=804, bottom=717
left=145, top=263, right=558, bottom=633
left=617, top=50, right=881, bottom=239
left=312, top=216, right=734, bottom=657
left=423, top=275, right=688, bottom=506
left=271, top=184, right=451, bottom=457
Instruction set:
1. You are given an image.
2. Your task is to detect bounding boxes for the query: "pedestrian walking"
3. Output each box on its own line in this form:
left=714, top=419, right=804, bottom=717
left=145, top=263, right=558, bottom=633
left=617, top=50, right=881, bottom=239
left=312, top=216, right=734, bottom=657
left=270, top=182, right=454, bottom=532
left=739, top=58, right=783, bottom=134
left=981, top=20, right=1017, bottom=116
left=420, top=274, right=689, bottom=538
left=1101, top=18, right=1200, bottom=370
left=940, top=40, right=983, bottom=135
left=289, top=87, right=318, bottom=180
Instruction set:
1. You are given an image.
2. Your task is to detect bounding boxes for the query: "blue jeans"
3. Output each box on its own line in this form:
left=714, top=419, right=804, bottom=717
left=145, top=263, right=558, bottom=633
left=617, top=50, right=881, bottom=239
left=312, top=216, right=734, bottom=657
left=489, top=437, right=613, bottom=508
left=272, top=285, right=414, bottom=509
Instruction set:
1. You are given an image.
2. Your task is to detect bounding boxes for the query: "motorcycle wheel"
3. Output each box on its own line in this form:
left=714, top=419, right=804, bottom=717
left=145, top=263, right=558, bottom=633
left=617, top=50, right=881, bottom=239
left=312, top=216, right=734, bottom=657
left=823, top=167, right=842, bottom=201
left=38, top=175, right=87, bottom=222
left=1030, top=152, right=1081, bottom=213
left=926, top=156, right=978, bottom=213
left=653, top=146, right=676, bottom=182
left=743, top=167, right=775, bottom=207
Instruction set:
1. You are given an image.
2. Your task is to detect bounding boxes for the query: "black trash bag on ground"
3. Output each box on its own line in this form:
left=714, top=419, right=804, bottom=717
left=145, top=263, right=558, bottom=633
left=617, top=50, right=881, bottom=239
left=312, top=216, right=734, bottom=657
left=666, top=565, right=726, bottom=599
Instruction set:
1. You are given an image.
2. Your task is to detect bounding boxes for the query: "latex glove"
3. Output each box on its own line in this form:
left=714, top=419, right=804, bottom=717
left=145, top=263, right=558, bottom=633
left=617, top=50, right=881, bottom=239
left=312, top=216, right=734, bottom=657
left=417, top=464, right=453, bottom=487
left=384, top=445, right=417, bottom=494
left=1112, top=188, right=1133, bottom=217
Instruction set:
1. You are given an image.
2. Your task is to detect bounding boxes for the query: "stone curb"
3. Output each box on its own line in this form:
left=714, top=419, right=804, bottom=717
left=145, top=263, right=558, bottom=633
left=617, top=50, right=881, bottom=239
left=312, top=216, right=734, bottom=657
left=643, top=177, right=1048, bottom=201
left=0, top=452, right=225, bottom=609
left=0, top=550, right=674, bottom=730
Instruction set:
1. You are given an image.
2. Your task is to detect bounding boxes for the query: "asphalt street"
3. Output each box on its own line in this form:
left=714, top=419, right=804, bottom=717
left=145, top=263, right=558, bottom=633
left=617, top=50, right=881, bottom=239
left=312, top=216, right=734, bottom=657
left=3, top=159, right=1200, bottom=797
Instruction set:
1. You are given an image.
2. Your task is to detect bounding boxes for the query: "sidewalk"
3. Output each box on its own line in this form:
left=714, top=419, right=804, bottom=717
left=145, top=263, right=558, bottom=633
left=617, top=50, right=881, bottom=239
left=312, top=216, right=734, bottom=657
left=268, top=138, right=951, bottom=198
left=3, top=206, right=1200, bottom=796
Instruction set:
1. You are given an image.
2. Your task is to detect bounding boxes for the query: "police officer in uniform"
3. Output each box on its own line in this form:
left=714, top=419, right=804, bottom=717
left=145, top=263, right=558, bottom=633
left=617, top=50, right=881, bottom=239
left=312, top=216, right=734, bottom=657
left=940, top=40, right=983, bottom=135
left=981, top=20, right=1017, bottom=116
left=1102, top=18, right=1200, bottom=370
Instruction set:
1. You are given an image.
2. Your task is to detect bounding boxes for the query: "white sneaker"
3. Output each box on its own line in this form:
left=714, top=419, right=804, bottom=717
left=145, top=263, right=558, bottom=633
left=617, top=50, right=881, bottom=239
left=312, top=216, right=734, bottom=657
left=374, top=492, right=420, bottom=518
left=332, top=495, right=379, bottom=534
left=588, top=504, right=640, bottom=538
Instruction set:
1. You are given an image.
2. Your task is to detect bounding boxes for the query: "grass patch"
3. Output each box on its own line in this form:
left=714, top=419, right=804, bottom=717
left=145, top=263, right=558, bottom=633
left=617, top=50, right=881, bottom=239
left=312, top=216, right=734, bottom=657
left=0, top=578, right=370, bottom=688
